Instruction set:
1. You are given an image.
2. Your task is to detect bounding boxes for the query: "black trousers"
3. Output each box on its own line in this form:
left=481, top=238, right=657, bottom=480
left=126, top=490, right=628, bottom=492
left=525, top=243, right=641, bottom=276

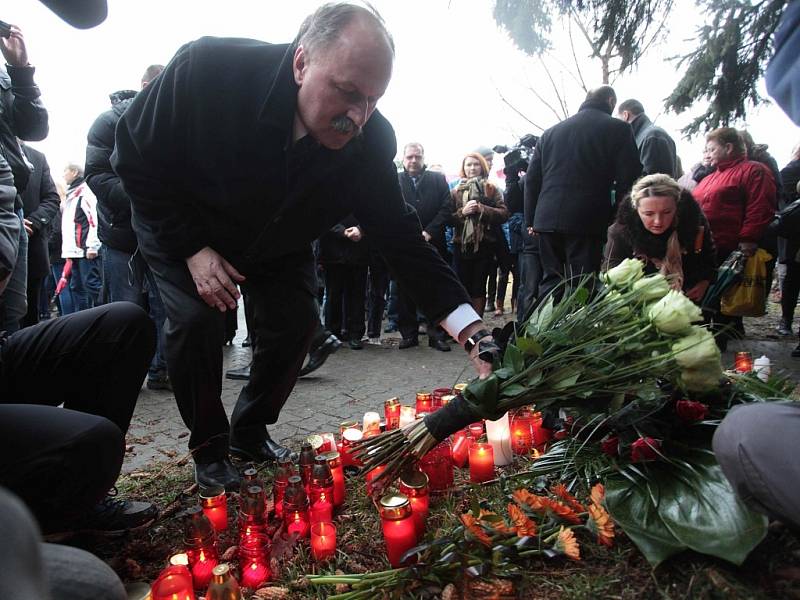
left=537, top=232, right=604, bottom=301
left=366, top=256, right=389, bottom=338
left=143, top=251, right=319, bottom=463
left=323, top=262, right=367, bottom=342
left=0, top=303, right=155, bottom=524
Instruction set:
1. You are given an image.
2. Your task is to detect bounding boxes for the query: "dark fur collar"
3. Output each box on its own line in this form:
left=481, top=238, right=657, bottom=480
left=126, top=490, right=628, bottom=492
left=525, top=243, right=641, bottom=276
left=614, top=190, right=702, bottom=257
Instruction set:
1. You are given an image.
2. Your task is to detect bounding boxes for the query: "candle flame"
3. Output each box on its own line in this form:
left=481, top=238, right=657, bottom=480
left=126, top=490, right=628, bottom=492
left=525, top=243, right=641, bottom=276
left=198, top=549, right=205, bottom=561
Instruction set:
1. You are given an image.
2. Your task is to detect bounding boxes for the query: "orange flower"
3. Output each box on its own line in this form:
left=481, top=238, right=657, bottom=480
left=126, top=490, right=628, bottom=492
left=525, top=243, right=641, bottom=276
left=512, top=488, right=547, bottom=512
left=553, top=526, right=580, bottom=561
left=551, top=483, right=586, bottom=513
left=507, top=503, right=537, bottom=537
left=590, top=483, right=605, bottom=507
left=478, top=509, right=514, bottom=535
left=543, top=497, right=582, bottom=525
left=460, top=513, right=493, bottom=547
left=588, top=502, right=615, bottom=547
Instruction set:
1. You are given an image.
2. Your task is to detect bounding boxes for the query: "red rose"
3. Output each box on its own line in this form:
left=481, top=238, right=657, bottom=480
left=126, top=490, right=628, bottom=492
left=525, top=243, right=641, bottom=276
left=630, top=437, right=661, bottom=462
left=675, top=399, right=709, bottom=423
left=554, top=429, right=569, bottom=440
left=600, top=435, right=619, bottom=457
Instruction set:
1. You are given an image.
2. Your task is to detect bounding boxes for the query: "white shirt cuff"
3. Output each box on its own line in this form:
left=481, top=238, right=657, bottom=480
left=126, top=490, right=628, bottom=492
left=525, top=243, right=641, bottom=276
left=440, top=303, right=482, bottom=341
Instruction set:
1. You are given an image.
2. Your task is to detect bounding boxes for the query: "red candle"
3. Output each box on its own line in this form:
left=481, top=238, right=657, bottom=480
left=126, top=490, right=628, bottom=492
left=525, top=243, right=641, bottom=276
left=182, top=506, right=218, bottom=590
left=735, top=351, right=753, bottom=373
left=511, top=411, right=533, bottom=455
left=151, top=565, right=196, bottom=600
left=419, top=440, right=453, bottom=492
left=286, top=508, right=310, bottom=538
left=469, top=443, right=495, bottom=483
left=399, top=470, right=429, bottom=540
left=283, top=475, right=310, bottom=538
left=531, top=412, right=552, bottom=450
left=239, top=534, right=270, bottom=588
left=310, top=521, right=337, bottom=561
left=199, top=486, right=228, bottom=532
left=450, top=429, right=470, bottom=467
left=379, top=494, right=417, bottom=568
left=339, top=420, right=360, bottom=439
left=432, top=387, right=452, bottom=409
left=384, top=397, right=401, bottom=430
left=339, top=428, right=363, bottom=468
left=320, top=432, right=336, bottom=453
left=321, top=451, right=346, bottom=506
left=468, top=421, right=484, bottom=439
left=415, top=391, right=433, bottom=414
left=310, top=493, right=334, bottom=525
left=364, top=464, right=387, bottom=496
left=186, top=546, right=218, bottom=590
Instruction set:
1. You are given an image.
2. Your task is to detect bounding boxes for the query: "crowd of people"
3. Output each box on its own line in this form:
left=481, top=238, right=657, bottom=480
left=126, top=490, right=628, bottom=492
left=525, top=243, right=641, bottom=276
left=1, top=1, right=799, bottom=598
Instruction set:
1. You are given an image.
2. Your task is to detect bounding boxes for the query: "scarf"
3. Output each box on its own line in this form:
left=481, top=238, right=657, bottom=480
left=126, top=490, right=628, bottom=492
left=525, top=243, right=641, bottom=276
left=455, top=177, right=488, bottom=253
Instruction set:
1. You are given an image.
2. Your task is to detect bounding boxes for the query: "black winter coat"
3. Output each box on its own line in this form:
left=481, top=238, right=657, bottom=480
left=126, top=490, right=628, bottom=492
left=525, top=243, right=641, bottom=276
left=524, top=99, right=641, bottom=237
left=85, top=90, right=138, bottom=253
left=778, top=159, right=800, bottom=264
left=112, top=37, right=470, bottom=325
left=630, top=113, right=677, bottom=178
left=318, top=215, right=369, bottom=266
left=604, top=190, right=717, bottom=291
left=20, top=145, right=59, bottom=279
left=398, top=168, right=452, bottom=254
left=0, top=155, right=18, bottom=290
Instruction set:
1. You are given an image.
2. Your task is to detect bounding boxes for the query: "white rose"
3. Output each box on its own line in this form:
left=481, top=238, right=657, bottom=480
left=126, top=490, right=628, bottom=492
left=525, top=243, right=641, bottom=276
left=632, top=274, right=671, bottom=302
left=648, top=290, right=703, bottom=334
left=672, top=326, right=720, bottom=369
left=602, top=258, right=645, bottom=289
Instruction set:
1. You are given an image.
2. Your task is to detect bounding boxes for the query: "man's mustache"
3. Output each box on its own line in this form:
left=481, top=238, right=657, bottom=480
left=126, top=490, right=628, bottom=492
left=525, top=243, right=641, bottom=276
left=331, top=115, right=362, bottom=137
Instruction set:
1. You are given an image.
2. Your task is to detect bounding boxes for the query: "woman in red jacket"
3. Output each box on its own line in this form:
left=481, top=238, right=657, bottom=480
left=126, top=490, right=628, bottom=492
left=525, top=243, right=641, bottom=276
left=693, top=127, right=777, bottom=345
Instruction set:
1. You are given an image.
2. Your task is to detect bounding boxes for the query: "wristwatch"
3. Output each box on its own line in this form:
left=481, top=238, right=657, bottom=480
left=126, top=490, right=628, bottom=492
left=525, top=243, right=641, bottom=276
left=463, top=329, right=500, bottom=363
left=463, top=329, right=493, bottom=353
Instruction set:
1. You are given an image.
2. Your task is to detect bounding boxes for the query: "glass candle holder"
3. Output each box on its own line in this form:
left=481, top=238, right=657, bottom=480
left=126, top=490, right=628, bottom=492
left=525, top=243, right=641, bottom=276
left=364, top=464, right=387, bottom=496
left=238, top=534, right=270, bottom=589
left=432, top=387, right=452, bottom=409
left=468, top=421, right=484, bottom=439
left=151, top=565, right=196, bottom=600
left=362, top=411, right=382, bottom=437
left=735, top=351, right=753, bottom=373
left=310, top=521, right=337, bottom=561
left=379, top=494, right=417, bottom=568
left=339, top=427, right=363, bottom=468
left=310, top=455, right=335, bottom=524
left=399, top=470, right=429, bottom=540
left=272, top=457, right=295, bottom=520
left=440, top=394, right=455, bottom=407
left=320, top=432, right=336, bottom=453
left=298, top=441, right=316, bottom=492
left=399, top=405, right=417, bottom=428
left=239, top=485, right=267, bottom=544
left=339, top=420, right=360, bottom=439
left=419, top=440, right=453, bottom=492
left=283, top=475, right=310, bottom=538
left=320, top=451, right=346, bottom=506
left=183, top=507, right=218, bottom=590
left=199, top=485, right=228, bottom=532
left=384, top=397, right=401, bottom=430
left=469, top=443, right=495, bottom=483
left=240, top=467, right=262, bottom=495
left=169, top=552, right=189, bottom=567
left=453, top=383, right=468, bottom=394
left=450, top=429, right=470, bottom=467
left=510, top=409, right=533, bottom=455
left=415, top=391, right=433, bottom=414
left=185, top=545, right=218, bottom=591
left=531, top=411, right=551, bottom=450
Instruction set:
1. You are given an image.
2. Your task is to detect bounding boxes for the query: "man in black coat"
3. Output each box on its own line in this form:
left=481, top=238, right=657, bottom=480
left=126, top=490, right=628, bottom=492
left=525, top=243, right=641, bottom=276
left=20, top=144, right=59, bottom=327
left=396, top=142, right=452, bottom=351
left=525, top=86, right=641, bottom=301
left=617, top=99, right=678, bottom=178
left=84, top=64, right=171, bottom=390
left=112, top=4, right=496, bottom=490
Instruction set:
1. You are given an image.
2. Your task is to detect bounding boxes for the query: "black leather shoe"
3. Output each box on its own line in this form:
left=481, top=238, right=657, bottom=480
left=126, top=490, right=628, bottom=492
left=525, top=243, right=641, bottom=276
left=399, top=336, right=419, bottom=349
left=428, top=337, right=451, bottom=352
left=230, top=433, right=296, bottom=463
left=195, top=457, right=241, bottom=491
left=349, top=338, right=364, bottom=350
left=298, top=334, right=342, bottom=376
left=225, top=364, right=251, bottom=381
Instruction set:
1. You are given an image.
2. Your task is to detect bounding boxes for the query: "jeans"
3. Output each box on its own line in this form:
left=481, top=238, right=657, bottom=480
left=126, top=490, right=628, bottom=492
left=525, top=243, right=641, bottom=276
left=101, top=246, right=168, bottom=376
left=66, top=257, right=99, bottom=313
left=50, top=261, right=75, bottom=316
left=0, top=208, right=28, bottom=332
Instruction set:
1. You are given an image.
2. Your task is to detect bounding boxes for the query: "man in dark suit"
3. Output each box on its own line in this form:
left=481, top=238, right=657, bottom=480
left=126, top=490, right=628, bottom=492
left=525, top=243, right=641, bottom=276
left=396, top=142, right=452, bottom=351
left=112, top=4, right=496, bottom=490
left=20, top=144, right=59, bottom=327
left=525, top=85, right=642, bottom=300
left=617, top=99, right=678, bottom=178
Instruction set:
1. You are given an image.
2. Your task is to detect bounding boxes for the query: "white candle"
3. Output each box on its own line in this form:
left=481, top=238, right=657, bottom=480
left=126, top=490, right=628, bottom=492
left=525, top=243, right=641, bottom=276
left=363, top=411, right=381, bottom=435
left=485, top=412, right=514, bottom=466
left=399, top=405, right=416, bottom=428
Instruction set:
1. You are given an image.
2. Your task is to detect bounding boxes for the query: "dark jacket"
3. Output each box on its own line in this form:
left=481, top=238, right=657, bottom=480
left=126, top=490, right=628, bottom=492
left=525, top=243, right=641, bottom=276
left=20, top=145, right=59, bottom=279
left=778, top=158, right=800, bottom=264
left=112, top=37, right=469, bottom=324
left=0, top=66, right=48, bottom=205
left=604, top=190, right=716, bottom=291
left=524, top=98, right=642, bottom=237
left=398, top=168, right=451, bottom=254
left=318, top=215, right=369, bottom=266
left=630, top=113, right=677, bottom=178
left=0, top=155, right=18, bottom=291
left=85, top=90, right=138, bottom=253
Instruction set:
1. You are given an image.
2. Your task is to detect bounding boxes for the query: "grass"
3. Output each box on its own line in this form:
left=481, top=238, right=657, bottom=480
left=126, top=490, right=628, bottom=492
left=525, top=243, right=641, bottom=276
left=64, top=451, right=800, bottom=600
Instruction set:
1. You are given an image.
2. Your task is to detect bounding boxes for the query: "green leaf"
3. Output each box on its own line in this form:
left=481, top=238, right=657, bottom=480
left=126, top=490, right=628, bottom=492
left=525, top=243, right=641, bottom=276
left=516, top=336, right=543, bottom=357
left=526, top=370, right=543, bottom=387
left=503, top=343, right=525, bottom=373
left=526, top=297, right=554, bottom=336
left=500, top=383, right=528, bottom=398
left=605, top=451, right=767, bottom=566
left=574, top=286, right=590, bottom=305
left=549, top=365, right=583, bottom=390
left=493, top=367, right=514, bottom=380
left=462, top=375, right=500, bottom=419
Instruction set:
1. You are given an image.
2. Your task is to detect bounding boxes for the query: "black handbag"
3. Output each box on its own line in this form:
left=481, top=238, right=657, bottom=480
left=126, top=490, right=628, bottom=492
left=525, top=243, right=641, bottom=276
left=770, top=198, right=800, bottom=238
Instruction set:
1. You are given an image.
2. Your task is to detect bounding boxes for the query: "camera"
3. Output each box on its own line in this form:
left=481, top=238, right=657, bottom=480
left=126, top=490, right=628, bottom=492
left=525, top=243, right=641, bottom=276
left=493, top=133, right=539, bottom=175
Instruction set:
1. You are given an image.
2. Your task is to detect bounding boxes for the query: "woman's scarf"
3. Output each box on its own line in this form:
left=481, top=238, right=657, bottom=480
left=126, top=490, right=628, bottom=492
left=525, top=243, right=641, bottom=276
left=645, top=229, right=685, bottom=291
left=455, top=177, right=487, bottom=253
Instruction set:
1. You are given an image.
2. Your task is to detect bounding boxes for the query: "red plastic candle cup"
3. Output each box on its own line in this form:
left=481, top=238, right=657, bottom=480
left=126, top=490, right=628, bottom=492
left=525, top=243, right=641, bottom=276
left=415, top=391, right=433, bottom=414
left=364, top=464, right=387, bottom=496
left=511, top=412, right=533, bottom=455
left=320, top=432, right=336, bottom=453
left=199, top=486, right=228, bottom=532
left=384, top=397, right=401, bottom=430
left=239, top=534, right=270, bottom=589
left=469, top=443, right=495, bottom=483
left=432, top=387, right=452, bottom=409
left=531, top=412, right=552, bottom=450
left=340, top=428, right=363, bottom=468
left=282, top=475, right=310, bottom=538
left=182, top=506, right=218, bottom=590
left=419, top=440, right=453, bottom=492
left=379, top=494, right=417, bottom=568
left=310, top=492, right=334, bottom=525
left=186, top=545, right=218, bottom=591
left=320, top=451, right=346, bottom=506
left=735, top=351, right=753, bottom=373
left=310, top=521, right=337, bottom=561
left=399, top=470, right=429, bottom=540
left=151, top=564, right=196, bottom=600
left=468, top=422, right=484, bottom=439
left=450, top=429, right=470, bottom=467
left=286, top=508, right=310, bottom=538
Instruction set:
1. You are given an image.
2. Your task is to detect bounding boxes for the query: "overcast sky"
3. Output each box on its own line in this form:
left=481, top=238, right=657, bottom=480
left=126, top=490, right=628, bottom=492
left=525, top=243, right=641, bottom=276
left=7, top=0, right=799, bottom=182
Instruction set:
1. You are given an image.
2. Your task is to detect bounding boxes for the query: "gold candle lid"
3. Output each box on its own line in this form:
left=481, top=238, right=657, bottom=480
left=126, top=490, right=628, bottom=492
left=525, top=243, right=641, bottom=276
left=379, top=493, right=411, bottom=520
left=384, top=397, right=400, bottom=407
left=340, top=419, right=359, bottom=430
left=415, top=391, right=432, bottom=400
left=169, top=552, right=189, bottom=566
left=320, top=450, right=341, bottom=463
left=342, top=428, right=363, bottom=443
left=454, top=383, right=468, bottom=392
left=211, top=563, right=232, bottom=583
left=399, top=470, right=429, bottom=490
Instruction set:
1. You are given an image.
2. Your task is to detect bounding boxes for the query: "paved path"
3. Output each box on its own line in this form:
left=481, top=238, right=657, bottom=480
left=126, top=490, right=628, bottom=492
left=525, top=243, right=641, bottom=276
left=122, top=310, right=800, bottom=473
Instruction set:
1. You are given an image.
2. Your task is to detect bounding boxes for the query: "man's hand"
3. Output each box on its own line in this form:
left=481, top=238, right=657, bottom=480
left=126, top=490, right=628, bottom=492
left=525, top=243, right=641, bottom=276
left=22, top=218, right=33, bottom=236
left=344, top=226, right=362, bottom=242
left=186, top=246, right=245, bottom=312
left=422, top=230, right=432, bottom=243
left=459, top=321, right=496, bottom=379
left=86, top=248, right=98, bottom=260
left=685, top=280, right=710, bottom=302
left=738, top=242, right=758, bottom=257
left=1, top=25, right=29, bottom=67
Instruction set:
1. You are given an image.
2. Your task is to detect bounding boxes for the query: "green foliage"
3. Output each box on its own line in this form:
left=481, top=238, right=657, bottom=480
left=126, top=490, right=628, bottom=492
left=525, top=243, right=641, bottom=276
left=493, top=0, right=555, bottom=55
left=664, top=0, right=788, bottom=136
